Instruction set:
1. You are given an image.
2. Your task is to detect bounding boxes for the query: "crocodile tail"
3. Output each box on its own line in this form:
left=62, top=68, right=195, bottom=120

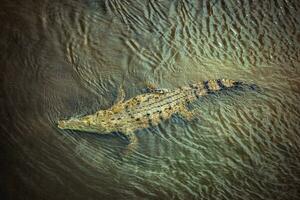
left=212, top=79, right=262, bottom=92
left=191, top=79, right=257, bottom=98
left=200, top=79, right=237, bottom=93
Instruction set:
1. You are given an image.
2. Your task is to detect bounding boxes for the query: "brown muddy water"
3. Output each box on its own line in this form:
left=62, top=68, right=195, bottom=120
left=1, top=0, right=300, bottom=199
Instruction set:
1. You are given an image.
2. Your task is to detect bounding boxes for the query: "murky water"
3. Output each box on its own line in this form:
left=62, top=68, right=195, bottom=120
left=1, top=0, right=300, bottom=199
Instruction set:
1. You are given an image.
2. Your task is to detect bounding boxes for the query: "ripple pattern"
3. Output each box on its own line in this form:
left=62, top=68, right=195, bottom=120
left=1, top=0, right=300, bottom=199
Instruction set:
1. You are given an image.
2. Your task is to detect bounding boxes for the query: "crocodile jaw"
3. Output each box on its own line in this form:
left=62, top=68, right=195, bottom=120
left=57, top=117, right=104, bottom=133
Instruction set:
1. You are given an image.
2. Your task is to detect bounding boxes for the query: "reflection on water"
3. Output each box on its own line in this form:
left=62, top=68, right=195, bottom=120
left=1, top=0, right=300, bottom=199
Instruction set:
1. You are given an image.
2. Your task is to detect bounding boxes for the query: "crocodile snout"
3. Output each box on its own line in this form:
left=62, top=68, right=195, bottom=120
left=57, top=120, right=66, bottom=129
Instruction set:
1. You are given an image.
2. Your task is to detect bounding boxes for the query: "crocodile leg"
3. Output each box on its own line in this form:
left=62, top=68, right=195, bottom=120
left=178, top=104, right=196, bottom=121
left=111, top=85, right=126, bottom=113
left=122, top=132, right=138, bottom=155
left=114, top=85, right=125, bottom=105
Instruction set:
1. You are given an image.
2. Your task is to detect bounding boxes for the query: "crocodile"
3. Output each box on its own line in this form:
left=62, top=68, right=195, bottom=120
left=57, top=79, right=251, bottom=152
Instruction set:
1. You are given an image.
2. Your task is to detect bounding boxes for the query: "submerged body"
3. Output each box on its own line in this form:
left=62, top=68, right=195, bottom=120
left=58, top=79, right=247, bottom=150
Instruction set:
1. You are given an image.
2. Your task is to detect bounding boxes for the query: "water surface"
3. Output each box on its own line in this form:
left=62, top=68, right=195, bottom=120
left=1, top=0, right=300, bottom=199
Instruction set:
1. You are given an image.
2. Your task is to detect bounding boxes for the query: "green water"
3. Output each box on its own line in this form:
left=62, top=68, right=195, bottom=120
left=1, top=0, right=300, bottom=199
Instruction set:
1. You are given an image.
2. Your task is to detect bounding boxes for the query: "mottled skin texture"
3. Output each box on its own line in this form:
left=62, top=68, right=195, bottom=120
left=58, top=79, right=241, bottom=152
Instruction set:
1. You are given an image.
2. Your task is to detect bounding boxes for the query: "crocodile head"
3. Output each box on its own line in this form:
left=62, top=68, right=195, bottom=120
left=57, top=114, right=107, bottom=134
